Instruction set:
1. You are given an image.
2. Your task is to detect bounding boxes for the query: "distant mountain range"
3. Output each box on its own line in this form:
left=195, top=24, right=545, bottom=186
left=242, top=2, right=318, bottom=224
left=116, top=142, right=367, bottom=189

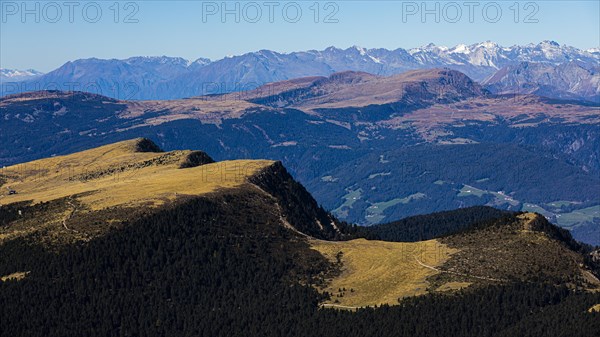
left=2, top=41, right=598, bottom=100
left=0, top=68, right=44, bottom=82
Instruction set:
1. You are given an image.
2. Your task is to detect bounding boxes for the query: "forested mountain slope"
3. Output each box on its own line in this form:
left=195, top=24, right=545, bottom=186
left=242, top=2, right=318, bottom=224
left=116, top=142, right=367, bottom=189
left=0, top=140, right=599, bottom=337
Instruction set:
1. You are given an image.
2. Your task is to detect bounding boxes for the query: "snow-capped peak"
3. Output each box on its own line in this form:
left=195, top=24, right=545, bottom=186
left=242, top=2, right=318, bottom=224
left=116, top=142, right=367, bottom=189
left=191, top=58, right=211, bottom=67
left=0, top=68, right=44, bottom=81
left=476, top=41, right=498, bottom=49
left=450, top=44, right=469, bottom=54
left=586, top=47, right=600, bottom=54
left=429, top=43, right=446, bottom=50
left=414, top=43, right=449, bottom=53
left=351, top=45, right=367, bottom=56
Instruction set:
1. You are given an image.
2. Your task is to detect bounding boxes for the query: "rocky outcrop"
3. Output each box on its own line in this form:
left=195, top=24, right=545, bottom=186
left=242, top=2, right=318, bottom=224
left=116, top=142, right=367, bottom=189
left=178, top=151, right=215, bottom=168
left=249, top=161, right=343, bottom=240
left=134, top=138, right=164, bottom=153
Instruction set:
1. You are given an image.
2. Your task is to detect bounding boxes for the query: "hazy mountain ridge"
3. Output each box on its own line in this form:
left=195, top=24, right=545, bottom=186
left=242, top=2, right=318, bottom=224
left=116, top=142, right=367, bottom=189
left=484, top=61, right=600, bottom=102
left=2, top=41, right=598, bottom=100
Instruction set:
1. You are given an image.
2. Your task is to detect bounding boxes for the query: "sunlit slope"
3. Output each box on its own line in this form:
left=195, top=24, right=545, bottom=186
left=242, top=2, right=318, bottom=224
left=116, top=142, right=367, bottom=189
left=312, top=238, right=461, bottom=308
left=1, top=138, right=271, bottom=209
left=0, top=138, right=273, bottom=243
left=311, top=212, right=600, bottom=308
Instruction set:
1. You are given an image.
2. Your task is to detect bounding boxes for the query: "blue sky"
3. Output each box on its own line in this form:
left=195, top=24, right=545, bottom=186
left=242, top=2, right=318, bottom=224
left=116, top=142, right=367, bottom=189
left=1, top=0, right=599, bottom=71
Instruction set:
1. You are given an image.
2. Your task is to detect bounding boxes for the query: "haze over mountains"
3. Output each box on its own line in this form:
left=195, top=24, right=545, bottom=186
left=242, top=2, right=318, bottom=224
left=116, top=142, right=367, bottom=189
left=2, top=41, right=598, bottom=100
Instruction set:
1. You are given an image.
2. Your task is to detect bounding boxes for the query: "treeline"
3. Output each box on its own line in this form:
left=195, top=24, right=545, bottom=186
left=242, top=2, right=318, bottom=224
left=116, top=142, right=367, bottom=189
left=0, top=193, right=599, bottom=337
left=366, top=206, right=512, bottom=242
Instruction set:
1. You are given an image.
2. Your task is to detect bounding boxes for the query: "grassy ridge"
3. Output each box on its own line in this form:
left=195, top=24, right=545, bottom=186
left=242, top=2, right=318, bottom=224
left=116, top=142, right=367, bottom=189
left=2, top=139, right=271, bottom=210
left=0, top=139, right=273, bottom=244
